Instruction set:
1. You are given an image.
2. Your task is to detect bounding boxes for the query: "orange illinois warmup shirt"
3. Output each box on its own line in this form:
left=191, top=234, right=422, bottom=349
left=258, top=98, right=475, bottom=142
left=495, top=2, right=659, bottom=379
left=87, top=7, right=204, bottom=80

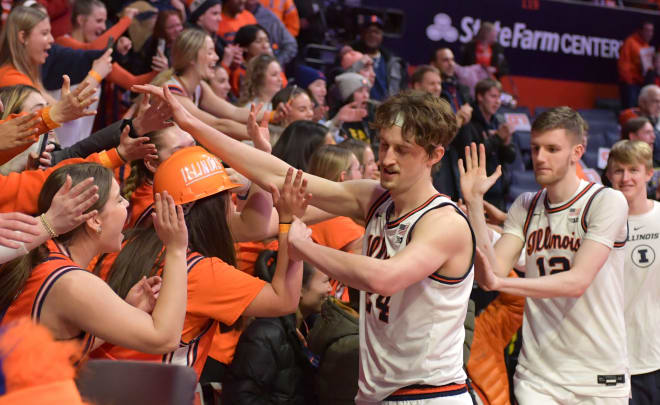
left=1, top=240, right=96, bottom=357
left=206, top=239, right=279, bottom=365
left=217, top=10, right=257, bottom=43
left=0, top=149, right=124, bottom=214
left=92, top=252, right=266, bottom=379
left=310, top=217, right=364, bottom=301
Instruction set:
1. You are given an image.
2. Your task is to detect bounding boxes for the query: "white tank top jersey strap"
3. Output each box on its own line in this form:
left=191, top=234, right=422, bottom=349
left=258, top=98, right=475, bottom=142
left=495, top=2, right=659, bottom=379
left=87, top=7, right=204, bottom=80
left=624, top=200, right=660, bottom=375
left=165, top=76, right=202, bottom=107
left=502, top=180, right=630, bottom=397
left=356, top=191, right=474, bottom=404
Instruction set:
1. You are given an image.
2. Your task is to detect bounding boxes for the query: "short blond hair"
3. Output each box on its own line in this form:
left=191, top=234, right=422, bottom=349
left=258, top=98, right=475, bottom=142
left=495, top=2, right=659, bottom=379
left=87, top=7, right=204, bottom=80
left=607, top=140, right=653, bottom=170
left=531, top=106, right=587, bottom=145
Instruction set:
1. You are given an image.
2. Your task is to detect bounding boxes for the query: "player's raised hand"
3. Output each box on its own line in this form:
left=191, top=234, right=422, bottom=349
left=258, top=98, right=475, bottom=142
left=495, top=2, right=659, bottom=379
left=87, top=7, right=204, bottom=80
left=458, top=142, right=501, bottom=204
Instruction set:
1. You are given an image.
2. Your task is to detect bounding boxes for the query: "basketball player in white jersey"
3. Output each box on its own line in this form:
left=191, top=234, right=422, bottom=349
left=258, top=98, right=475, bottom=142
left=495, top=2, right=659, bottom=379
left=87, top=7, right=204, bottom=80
left=133, top=85, right=475, bottom=404
left=460, top=107, right=629, bottom=404
left=606, top=140, right=660, bottom=405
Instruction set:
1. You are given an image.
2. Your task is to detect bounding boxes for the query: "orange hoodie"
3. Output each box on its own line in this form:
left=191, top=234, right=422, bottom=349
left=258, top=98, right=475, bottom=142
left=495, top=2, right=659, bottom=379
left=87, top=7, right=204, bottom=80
left=618, top=32, right=649, bottom=85
left=0, top=148, right=124, bottom=214
left=0, top=106, right=62, bottom=165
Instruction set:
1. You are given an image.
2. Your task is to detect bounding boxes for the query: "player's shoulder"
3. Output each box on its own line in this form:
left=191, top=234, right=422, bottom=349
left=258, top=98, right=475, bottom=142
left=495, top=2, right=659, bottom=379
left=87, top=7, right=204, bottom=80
left=411, top=203, right=471, bottom=244
left=587, top=186, right=627, bottom=209
left=512, top=189, right=544, bottom=210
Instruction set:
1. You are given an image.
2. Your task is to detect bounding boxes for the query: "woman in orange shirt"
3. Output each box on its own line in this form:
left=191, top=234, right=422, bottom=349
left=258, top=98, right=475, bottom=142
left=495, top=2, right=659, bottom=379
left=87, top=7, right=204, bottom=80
left=308, top=145, right=364, bottom=300
left=95, top=147, right=307, bottom=379
left=55, top=1, right=158, bottom=90
left=0, top=162, right=190, bottom=358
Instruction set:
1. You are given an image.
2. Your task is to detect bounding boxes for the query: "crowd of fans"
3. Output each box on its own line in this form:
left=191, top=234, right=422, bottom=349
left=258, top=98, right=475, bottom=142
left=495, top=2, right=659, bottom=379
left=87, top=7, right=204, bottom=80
left=0, top=1, right=659, bottom=405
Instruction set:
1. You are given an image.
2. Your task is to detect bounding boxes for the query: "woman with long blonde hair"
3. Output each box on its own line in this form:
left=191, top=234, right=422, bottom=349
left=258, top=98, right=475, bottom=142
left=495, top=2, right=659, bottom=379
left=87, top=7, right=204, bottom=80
left=149, top=28, right=284, bottom=141
left=0, top=6, right=53, bottom=95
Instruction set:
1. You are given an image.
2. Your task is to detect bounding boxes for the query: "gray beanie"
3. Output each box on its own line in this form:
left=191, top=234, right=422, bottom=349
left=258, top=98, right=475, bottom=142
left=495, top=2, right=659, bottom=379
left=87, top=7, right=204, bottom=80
left=335, top=72, right=369, bottom=102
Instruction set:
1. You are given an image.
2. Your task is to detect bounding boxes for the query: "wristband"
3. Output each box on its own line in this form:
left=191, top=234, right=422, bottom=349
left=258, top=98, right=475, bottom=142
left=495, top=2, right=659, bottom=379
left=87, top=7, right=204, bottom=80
left=278, top=223, right=291, bottom=234
left=42, top=105, right=60, bottom=128
left=88, top=70, right=103, bottom=83
left=40, top=214, right=58, bottom=238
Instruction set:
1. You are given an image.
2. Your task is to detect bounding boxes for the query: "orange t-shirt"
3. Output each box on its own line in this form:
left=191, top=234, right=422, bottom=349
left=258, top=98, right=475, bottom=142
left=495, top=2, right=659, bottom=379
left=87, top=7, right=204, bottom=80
left=0, top=149, right=123, bottom=214
left=205, top=239, right=279, bottom=365
left=310, top=217, right=364, bottom=301
left=1, top=240, right=96, bottom=357
left=217, top=10, right=257, bottom=43
left=310, top=216, right=364, bottom=251
left=92, top=252, right=266, bottom=379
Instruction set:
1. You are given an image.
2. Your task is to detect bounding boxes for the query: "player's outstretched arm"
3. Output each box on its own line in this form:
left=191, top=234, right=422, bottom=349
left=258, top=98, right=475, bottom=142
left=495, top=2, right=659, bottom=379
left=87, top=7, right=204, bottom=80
left=460, top=143, right=523, bottom=282
left=287, top=206, right=472, bottom=296
left=475, top=188, right=628, bottom=299
left=477, top=239, right=610, bottom=298
left=132, top=84, right=380, bottom=222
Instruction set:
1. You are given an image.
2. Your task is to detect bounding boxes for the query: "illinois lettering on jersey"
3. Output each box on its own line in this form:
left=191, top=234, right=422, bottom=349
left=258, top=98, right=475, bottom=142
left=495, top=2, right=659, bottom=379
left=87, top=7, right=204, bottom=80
left=355, top=191, right=473, bottom=403
left=503, top=180, right=630, bottom=397
left=624, top=200, right=660, bottom=375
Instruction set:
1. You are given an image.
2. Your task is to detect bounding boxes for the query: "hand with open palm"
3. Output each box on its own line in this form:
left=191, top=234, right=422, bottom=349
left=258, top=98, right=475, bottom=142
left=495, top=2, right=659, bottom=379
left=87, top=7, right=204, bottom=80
left=458, top=142, right=501, bottom=205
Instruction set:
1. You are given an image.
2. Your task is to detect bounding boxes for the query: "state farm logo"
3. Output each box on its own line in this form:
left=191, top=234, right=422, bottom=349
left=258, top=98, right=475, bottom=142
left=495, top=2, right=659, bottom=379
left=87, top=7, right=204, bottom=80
left=426, top=13, right=458, bottom=42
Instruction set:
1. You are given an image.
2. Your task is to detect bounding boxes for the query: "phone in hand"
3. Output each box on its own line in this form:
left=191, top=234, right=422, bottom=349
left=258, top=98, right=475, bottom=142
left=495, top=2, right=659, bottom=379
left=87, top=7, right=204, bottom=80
left=30, top=133, right=49, bottom=169
left=157, top=38, right=166, bottom=55
left=106, top=36, right=115, bottom=51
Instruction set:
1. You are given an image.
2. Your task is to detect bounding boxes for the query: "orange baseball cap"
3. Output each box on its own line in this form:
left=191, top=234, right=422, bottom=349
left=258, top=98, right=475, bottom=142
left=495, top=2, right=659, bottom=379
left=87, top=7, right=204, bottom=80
left=153, top=146, right=242, bottom=204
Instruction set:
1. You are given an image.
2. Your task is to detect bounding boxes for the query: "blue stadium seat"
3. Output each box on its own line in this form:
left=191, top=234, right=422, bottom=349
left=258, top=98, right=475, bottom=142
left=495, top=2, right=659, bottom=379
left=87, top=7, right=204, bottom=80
left=511, top=170, right=538, bottom=188
left=499, top=106, right=532, bottom=118
left=583, top=151, right=599, bottom=169
left=586, top=121, right=619, bottom=134
left=533, top=106, right=552, bottom=117
left=513, top=131, right=531, bottom=151
left=507, top=183, right=540, bottom=205
left=506, top=145, right=526, bottom=172
left=586, top=132, right=607, bottom=153
left=578, top=109, right=617, bottom=122
left=604, top=130, right=620, bottom=147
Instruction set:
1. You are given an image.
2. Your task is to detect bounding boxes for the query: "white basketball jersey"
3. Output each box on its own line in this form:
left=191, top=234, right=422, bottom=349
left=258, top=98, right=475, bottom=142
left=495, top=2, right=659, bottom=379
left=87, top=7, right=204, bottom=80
left=356, top=192, right=474, bottom=403
left=625, top=200, right=660, bottom=375
left=503, top=180, right=629, bottom=397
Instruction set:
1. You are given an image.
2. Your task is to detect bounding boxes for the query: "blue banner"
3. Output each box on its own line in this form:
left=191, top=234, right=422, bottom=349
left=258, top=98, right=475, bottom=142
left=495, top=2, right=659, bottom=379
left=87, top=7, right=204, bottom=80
left=361, top=0, right=660, bottom=83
